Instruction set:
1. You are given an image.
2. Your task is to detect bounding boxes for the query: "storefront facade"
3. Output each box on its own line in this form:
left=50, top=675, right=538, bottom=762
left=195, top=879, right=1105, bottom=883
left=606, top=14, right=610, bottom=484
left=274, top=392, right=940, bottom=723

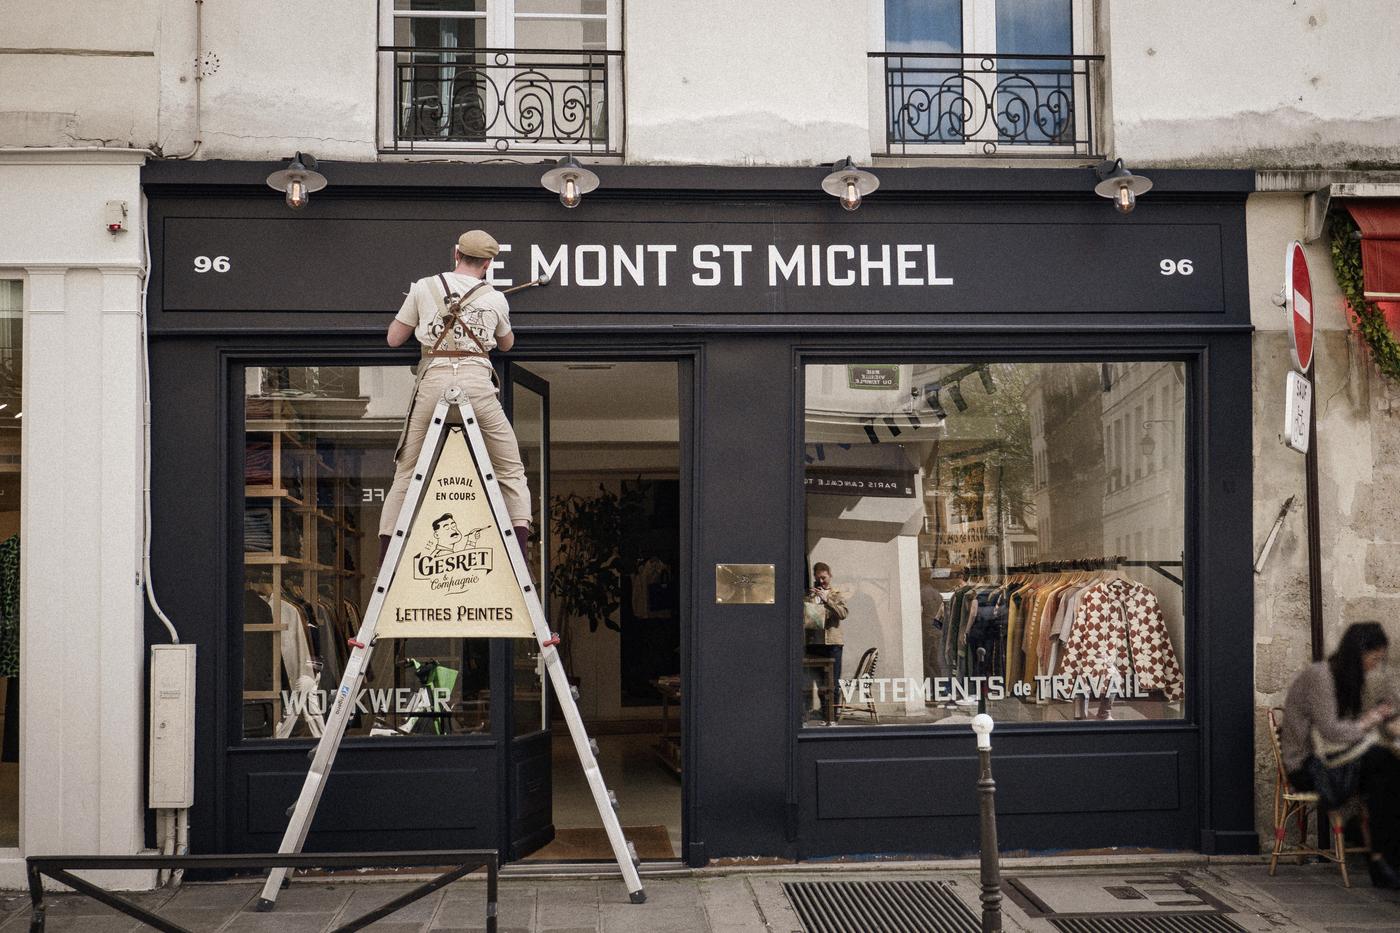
left=142, top=160, right=1258, bottom=864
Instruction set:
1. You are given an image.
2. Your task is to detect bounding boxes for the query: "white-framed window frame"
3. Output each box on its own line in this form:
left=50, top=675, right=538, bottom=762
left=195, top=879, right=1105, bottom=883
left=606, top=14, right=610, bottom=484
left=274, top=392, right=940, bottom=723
left=868, top=0, right=1097, bottom=158
left=377, top=0, right=623, bottom=155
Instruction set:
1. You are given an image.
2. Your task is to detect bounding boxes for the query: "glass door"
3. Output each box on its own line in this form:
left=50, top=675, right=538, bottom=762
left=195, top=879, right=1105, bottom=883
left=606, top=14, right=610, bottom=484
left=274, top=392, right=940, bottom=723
left=502, top=364, right=553, bottom=857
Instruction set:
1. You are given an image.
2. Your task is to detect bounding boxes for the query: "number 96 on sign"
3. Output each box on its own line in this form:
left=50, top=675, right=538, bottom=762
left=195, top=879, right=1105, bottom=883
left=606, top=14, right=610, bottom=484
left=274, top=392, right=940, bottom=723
left=194, top=255, right=231, bottom=273
left=1159, top=259, right=1194, bottom=276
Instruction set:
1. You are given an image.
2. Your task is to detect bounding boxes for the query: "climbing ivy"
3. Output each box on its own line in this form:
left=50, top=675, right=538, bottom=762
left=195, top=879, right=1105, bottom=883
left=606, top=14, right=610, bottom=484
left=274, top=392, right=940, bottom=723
left=1330, top=213, right=1400, bottom=384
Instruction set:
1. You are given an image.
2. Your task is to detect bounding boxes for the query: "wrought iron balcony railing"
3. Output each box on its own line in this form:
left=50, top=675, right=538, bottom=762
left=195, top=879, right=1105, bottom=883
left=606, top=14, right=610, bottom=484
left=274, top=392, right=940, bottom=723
left=381, top=46, right=621, bottom=155
left=870, top=52, right=1104, bottom=158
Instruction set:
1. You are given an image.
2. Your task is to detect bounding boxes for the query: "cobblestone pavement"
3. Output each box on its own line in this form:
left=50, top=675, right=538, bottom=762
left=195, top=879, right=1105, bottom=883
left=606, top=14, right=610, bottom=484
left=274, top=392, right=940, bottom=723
left=2, top=858, right=1398, bottom=932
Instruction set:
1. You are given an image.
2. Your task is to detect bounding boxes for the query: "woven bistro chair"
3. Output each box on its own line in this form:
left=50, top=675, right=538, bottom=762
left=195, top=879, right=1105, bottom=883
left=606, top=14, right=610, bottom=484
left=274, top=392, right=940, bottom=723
left=836, top=648, right=880, bottom=723
left=1266, top=707, right=1367, bottom=887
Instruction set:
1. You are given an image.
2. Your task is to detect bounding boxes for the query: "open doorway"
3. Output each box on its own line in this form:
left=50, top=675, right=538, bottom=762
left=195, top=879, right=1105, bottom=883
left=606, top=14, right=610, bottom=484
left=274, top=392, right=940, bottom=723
left=516, top=361, right=683, bottom=862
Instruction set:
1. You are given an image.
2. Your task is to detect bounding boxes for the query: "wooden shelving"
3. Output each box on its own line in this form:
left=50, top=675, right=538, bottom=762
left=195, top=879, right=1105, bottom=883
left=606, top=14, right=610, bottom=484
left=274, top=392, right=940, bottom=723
left=243, top=397, right=364, bottom=739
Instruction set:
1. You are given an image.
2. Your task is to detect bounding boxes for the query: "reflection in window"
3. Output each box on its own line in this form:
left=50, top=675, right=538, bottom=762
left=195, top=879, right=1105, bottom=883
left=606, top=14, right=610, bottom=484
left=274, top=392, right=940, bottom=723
left=242, top=365, right=489, bottom=740
left=803, top=362, right=1186, bottom=728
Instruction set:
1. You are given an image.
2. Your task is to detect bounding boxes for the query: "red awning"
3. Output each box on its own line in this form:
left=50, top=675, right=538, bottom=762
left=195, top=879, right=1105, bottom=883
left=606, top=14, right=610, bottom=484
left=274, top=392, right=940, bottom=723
left=1343, top=201, right=1400, bottom=327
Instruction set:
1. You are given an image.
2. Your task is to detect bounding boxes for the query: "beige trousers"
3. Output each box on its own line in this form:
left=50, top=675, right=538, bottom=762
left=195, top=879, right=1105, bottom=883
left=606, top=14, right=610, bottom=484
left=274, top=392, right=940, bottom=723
left=379, top=364, right=533, bottom=537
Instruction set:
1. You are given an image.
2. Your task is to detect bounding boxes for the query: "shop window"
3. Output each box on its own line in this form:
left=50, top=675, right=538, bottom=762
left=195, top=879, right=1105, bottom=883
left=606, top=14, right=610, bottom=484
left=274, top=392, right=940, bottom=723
left=802, top=361, right=1186, bottom=728
left=0, top=279, right=19, bottom=845
left=241, top=364, right=490, bottom=740
left=380, top=0, right=622, bottom=155
left=877, top=0, right=1100, bottom=156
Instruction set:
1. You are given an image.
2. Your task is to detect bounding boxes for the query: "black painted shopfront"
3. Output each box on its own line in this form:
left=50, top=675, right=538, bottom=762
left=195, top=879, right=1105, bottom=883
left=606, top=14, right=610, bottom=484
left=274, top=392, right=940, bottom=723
left=141, top=161, right=1258, bottom=866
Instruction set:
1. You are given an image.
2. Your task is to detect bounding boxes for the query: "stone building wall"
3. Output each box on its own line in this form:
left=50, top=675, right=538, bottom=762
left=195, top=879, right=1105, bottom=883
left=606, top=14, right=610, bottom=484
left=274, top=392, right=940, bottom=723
left=1249, top=192, right=1400, bottom=843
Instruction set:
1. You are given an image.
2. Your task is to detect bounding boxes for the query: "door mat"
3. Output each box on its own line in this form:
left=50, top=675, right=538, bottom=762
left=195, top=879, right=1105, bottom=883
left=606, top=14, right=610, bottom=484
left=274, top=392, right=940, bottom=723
left=524, top=825, right=675, bottom=861
left=782, top=879, right=979, bottom=933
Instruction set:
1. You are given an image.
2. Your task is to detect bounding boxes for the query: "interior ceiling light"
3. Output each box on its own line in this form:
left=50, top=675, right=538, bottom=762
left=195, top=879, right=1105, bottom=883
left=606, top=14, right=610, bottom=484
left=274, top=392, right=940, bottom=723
left=265, top=152, right=327, bottom=210
left=821, top=157, right=879, bottom=212
left=541, top=155, right=600, bottom=209
left=1093, top=158, right=1152, bottom=215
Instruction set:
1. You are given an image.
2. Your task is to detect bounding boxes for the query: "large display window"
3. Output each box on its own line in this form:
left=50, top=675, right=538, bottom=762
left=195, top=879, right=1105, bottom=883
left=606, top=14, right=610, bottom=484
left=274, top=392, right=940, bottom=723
left=802, top=360, right=1187, bottom=728
left=240, top=364, right=490, bottom=740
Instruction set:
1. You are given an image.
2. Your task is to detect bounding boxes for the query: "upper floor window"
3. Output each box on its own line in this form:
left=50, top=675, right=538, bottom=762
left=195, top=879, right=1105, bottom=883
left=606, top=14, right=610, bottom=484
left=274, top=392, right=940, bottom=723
left=379, top=0, right=622, bottom=155
left=873, top=0, right=1101, bottom=157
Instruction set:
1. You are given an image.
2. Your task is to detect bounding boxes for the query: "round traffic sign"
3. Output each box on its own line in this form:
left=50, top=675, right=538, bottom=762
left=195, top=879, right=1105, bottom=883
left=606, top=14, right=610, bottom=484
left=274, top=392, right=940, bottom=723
left=1285, top=241, right=1314, bottom=373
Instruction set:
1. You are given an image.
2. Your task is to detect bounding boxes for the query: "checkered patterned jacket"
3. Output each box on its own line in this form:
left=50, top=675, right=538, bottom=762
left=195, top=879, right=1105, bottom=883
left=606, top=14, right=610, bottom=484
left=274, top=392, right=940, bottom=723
left=1059, top=578, right=1184, bottom=702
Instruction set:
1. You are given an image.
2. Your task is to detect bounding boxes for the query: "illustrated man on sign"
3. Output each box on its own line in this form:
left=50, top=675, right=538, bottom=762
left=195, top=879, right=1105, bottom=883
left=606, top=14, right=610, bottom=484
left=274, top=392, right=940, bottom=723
left=428, top=514, right=463, bottom=556
left=382, top=230, right=533, bottom=565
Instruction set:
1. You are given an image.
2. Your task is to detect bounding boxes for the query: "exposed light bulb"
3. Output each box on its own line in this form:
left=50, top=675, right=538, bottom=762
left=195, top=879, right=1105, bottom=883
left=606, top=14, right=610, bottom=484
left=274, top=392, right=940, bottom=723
left=560, top=175, right=581, bottom=209
left=285, top=177, right=309, bottom=210
left=1115, top=184, right=1135, bottom=215
left=841, top=177, right=861, bottom=212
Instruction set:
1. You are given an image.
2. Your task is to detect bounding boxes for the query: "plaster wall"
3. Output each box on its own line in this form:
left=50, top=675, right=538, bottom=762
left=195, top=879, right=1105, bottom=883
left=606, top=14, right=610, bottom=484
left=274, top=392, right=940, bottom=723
left=623, top=0, right=871, bottom=165
left=0, top=151, right=150, bottom=887
left=1106, top=1, right=1400, bottom=168
left=1248, top=192, right=1400, bottom=846
left=0, top=1, right=160, bottom=149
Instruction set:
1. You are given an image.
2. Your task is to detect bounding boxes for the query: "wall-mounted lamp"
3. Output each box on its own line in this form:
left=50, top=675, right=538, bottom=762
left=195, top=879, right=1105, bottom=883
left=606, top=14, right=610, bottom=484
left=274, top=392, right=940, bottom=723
left=922, top=383, right=948, bottom=422
left=1093, top=158, right=1152, bottom=215
left=265, top=152, right=326, bottom=210
left=822, top=157, right=879, bottom=212
left=1139, top=419, right=1173, bottom=458
left=541, top=155, right=599, bottom=209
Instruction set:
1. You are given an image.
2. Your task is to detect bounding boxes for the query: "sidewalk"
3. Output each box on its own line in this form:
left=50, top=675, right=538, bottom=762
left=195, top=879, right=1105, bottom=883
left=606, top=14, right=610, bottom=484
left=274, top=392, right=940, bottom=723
left=3, top=857, right=1400, bottom=932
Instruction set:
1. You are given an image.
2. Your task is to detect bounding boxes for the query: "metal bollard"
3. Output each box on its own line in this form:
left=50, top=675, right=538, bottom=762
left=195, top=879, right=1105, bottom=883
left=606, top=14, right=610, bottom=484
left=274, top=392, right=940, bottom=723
left=971, top=714, right=1003, bottom=933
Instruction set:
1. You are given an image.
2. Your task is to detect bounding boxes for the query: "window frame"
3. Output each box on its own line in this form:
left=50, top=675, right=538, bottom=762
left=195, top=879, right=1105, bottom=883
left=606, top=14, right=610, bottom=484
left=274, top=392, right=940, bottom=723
left=868, top=0, right=1098, bottom=158
left=377, top=0, right=624, bottom=156
left=794, top=350, right=1197, bottom=738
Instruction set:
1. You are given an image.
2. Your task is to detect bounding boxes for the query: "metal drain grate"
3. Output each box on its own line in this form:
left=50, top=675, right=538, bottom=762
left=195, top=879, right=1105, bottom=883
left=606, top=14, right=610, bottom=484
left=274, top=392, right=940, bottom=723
left=783, top=880, right=979, bottom=933
left=1049, top=916, right=1247, bottom=933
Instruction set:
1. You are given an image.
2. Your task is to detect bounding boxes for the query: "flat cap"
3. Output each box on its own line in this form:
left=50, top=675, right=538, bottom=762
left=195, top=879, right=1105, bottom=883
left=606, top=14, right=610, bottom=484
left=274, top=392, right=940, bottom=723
left=456, top=229, right=500, bottom=259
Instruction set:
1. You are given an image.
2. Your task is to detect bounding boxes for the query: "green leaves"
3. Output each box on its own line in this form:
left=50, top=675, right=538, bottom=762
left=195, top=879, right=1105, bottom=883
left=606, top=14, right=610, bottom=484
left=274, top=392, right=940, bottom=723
left=547, top=482, right=645, bottom=633
left=1331, top=214, right=1400, bottom=384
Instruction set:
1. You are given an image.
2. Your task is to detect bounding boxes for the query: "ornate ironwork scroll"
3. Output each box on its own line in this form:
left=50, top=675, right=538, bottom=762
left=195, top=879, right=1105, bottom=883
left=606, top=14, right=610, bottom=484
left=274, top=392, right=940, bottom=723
left=874, top=52, right=1103, bottom=157
left=385, top=46, right=619, bottom=155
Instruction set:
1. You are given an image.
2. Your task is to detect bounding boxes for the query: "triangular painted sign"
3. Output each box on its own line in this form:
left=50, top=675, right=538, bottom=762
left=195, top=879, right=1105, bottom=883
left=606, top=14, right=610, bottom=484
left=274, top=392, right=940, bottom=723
left=378, top=421, right=535, bottom=639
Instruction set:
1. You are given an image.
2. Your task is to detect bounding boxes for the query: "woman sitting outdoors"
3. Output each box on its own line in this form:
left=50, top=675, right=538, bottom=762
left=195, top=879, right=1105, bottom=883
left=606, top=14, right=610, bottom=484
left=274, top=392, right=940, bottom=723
left=1280, top=621, right=1400, bottom=888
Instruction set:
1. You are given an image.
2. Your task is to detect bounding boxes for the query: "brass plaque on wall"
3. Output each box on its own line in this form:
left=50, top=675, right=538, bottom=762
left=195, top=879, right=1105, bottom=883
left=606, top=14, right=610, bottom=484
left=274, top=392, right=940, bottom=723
left=715, top=564, right=775, bottom=604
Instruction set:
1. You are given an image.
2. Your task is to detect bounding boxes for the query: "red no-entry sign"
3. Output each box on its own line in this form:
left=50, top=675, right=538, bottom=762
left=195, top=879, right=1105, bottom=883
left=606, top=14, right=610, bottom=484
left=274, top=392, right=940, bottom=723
left=1286, top=241, right=1314, bottom=373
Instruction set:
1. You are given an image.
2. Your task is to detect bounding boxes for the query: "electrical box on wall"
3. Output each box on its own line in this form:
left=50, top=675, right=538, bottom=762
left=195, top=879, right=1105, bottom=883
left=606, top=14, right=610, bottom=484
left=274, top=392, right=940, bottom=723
left=104, top=199, right=128, bottom=234
left=149, top=644, right=196, bottom=809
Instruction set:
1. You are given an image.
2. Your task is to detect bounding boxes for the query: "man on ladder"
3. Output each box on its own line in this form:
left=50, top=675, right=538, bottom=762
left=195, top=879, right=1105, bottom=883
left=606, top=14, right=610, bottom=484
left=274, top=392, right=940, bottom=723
left=256, top=229, right=646, bottom=912
left=382, top=229, right=533, bottom=565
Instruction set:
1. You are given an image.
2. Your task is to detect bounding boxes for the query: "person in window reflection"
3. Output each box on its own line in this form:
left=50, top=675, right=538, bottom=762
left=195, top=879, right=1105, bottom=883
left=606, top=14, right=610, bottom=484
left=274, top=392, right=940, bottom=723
left=380, top=230, right=533, bottom=566
left=1280, top=621, right=1400, bottom=889
left=803, top=562, right=849, bottom=721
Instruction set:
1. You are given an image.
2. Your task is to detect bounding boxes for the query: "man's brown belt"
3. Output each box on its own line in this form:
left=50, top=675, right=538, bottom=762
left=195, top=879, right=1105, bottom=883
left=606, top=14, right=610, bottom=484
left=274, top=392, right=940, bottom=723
left=424, top=349, right=490, bottom=358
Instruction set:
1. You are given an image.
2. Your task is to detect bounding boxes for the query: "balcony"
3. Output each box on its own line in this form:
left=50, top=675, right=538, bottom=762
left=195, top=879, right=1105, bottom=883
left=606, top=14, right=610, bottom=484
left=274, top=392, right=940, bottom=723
left=869, top=52, right=1104, bottom=158
left=380, top=46, right=622, bottom=156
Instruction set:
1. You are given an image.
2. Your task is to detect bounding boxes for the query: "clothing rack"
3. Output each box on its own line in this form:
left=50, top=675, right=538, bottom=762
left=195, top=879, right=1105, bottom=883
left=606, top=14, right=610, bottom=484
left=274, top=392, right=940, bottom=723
left=1001, top=556, right=1184, bottom=588
left=1118, top=559, right=1184, bottom=588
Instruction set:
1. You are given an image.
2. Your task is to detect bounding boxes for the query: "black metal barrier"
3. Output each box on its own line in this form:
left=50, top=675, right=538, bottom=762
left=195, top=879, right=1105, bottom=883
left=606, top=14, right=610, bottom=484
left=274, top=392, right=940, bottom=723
left=25, top=850, right=498, bottom=933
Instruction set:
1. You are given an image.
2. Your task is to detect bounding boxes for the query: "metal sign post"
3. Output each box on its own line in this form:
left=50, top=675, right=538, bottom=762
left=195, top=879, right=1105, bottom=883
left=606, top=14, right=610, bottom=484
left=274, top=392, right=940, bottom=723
left=256, top=388, right=645, bottom=910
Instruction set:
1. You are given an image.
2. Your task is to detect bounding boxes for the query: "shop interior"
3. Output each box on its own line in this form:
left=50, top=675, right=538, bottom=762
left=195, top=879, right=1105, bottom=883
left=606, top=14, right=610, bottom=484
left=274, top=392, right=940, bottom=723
left=514, top=361, right=682, bottom=862
left=803, top=361, right=1188, bottom=729
left=240, top=360, right=682, bottom=861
